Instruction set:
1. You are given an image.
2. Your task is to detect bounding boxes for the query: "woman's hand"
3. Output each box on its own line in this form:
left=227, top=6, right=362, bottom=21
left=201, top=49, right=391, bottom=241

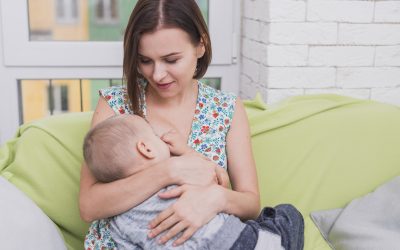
left=168, top=153, right=218, bottom=186
left=148, top=184, right=225, bottom=246
left=215, top=167, right=231, bottom=188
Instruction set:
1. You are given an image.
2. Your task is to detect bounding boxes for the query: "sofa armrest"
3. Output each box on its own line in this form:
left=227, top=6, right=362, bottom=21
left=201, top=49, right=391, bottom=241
left=0, top=176, right=66, bottom=249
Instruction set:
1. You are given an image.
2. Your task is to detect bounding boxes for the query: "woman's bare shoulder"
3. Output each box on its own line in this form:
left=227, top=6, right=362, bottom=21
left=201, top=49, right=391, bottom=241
left=91, top=97, right=116, bottom=128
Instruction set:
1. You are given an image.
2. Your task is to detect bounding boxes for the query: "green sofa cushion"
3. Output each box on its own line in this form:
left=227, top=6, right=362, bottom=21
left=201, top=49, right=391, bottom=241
left=246, top=94, right=400, bottom=249
left=1, top=94, right=399, bottom=249
left=0, top=112, right=92, bottom=250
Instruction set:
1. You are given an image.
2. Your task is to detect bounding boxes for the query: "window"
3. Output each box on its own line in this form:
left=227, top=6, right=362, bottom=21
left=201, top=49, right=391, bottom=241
left=56, top=0, right=79, bottom=24
left=3, top=0, right=233, bottom=65
left=28, top=0, right=86, bottom=41
left=49, top=85, right=69, bottom=114
left=95, top=0, right=119, bottom=25
left=18, top=78, right=222, bottom=124
left=0, top=0, right=240, bottom=143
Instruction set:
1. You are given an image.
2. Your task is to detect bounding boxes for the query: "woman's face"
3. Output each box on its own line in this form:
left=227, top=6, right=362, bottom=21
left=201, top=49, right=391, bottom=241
left=138, top=27, right=205, bottom=99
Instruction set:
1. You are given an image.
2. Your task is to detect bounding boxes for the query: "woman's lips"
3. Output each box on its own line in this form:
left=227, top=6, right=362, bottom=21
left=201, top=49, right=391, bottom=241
left=156, top=81, right=174, bottom=90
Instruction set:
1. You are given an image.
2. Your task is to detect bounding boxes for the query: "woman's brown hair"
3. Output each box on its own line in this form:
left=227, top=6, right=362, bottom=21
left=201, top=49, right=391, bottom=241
left=123, top=0, right=212, bottom=117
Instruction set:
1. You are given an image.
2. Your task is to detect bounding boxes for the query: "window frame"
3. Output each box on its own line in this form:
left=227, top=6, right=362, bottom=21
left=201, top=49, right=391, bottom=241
left=1, top=0, right=235, bottom=66
left=0, top=0, right=241, bottom=145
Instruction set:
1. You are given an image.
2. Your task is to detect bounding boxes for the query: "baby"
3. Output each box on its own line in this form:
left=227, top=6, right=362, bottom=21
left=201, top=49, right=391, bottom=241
left=83, top=114, right=304, bottom=250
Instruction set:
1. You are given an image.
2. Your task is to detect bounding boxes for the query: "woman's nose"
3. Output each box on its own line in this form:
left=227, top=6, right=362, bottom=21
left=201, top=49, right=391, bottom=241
left=153, top=63, right=167, bottom=82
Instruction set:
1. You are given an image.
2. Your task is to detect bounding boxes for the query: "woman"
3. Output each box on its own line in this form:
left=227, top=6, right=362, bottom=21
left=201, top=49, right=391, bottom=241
left=80, top=0, right=259, bottom=248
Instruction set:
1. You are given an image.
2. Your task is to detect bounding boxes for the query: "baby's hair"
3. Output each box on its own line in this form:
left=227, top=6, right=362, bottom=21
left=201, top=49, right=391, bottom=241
left=83, top=115, right=139, bottom=183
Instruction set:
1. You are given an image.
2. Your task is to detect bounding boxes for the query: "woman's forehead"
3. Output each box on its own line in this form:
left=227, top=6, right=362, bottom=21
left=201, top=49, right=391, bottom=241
left=138, top=28, right=194, bottom=56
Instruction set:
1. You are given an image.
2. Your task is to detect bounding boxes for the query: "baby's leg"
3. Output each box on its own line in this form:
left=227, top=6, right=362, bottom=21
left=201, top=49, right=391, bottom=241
left=205, top=214, right=285, bottom=250
left=237, top=204, right=304, bottom=250
left=206, top=204, right=304, bottom=250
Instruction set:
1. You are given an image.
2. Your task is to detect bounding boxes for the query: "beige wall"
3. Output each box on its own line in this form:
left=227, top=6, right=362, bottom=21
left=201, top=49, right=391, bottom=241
left=21, top=80, right=92, bottom=123
left=28, top=0, right=88, bottom=40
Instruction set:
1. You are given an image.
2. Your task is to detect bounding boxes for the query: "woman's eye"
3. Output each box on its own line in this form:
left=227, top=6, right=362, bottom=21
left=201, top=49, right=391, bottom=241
left=139, top=58, right=151, bottom=64
left=165, top=59, right=178, bottom=64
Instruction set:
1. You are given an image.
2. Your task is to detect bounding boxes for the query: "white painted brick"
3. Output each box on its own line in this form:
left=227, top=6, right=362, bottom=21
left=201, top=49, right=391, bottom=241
left=337, top=67, right=400, bottom=88
left=265, top=45, right=308, bottom=66
left=268, top=67, right=336, bottom=88
left=254, top=1, right=270, bottom=22
left=242, top=18, right=260, bottom=41
left=259, top=22, right=269, bottom=43
left=339, top=24, right=400, bottom=45
left=266, top=88, right=304, bottom=105
left=307, top=0, right=374, bottom=23
left=375, top=46, right=400, bottom=67
left=260, top=45, right=268, bottom=66
left=269, top=0, right=306, bottom=22
left=241, top=73, right=252, bottom=86
left=259, top=64, right=269, bottom=88
left=243, top=0, right=257, bottom=19
left=305, top=88, right=370, bottom=100
left=242, top=57, right=261, bottom=82
left=309, top=46, right=375, bottom=67
left=240, top=82, right=259, bottom=100
left=242, top=39, right=266, bottom=63
left=239, top=0, right=400, bottom=104
left=371, top=88, right=400, bottom=106
left=270, top=23, right=337, bottom=45
left=375, top=1, right=400, bottom=23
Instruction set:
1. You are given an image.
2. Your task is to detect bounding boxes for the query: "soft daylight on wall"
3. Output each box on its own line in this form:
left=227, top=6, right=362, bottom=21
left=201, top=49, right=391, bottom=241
left=240, top=0, right=400, bottom=106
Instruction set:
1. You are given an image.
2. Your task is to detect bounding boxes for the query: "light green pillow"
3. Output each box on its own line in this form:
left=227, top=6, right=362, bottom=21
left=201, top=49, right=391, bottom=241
left=245, top=94, right=400, bottom=249
left=0, top=112, right=92, bottom=250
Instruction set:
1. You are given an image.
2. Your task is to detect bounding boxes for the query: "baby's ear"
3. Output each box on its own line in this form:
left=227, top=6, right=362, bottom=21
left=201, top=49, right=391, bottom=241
left=136, top=140, right=156, bottom=159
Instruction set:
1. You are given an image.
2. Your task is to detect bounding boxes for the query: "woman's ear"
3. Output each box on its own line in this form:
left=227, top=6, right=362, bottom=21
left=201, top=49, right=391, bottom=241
left=136, top=140, right=156, bottom=159
left=196, top=39, right=206, bottom=59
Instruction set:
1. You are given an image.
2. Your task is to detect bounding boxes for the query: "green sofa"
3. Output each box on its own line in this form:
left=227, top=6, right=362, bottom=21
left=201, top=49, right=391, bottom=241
left=1, top=94, right=399, bottom=249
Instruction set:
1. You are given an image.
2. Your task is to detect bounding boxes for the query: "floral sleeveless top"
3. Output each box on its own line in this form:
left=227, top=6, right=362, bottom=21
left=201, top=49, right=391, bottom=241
left=84, top=81, right=237, bottom=250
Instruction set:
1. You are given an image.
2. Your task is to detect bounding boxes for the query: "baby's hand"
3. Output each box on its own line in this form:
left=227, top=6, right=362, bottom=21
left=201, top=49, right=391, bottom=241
left=161, top=129, right=194, bottom=156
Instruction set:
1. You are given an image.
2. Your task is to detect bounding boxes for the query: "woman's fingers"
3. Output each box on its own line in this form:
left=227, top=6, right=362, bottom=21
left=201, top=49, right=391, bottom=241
left=150, top=185, right=224, bottom=246
left=215, top=167, right=230, bottom=188
left=158, top=221, right=188, bottom=245
left=172, top=226, right=197, bottom=246
left=149, top=207, right=174, bottom=229
left=148, top=213, right=178, bottom=238
left=158, top=186, right=185, bottom=199
left=169, top=155, right=217, bottom=186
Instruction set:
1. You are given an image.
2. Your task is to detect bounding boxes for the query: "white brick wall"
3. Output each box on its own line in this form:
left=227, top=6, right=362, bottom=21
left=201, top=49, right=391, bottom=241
left=240, top=0, right=400, bottom=106
left=307, top=1, right=374, bottom=23
left=375, top=1, right=400, bottom=23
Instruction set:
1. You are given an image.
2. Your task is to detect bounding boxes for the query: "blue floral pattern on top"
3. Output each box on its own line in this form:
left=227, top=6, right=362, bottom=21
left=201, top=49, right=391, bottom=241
left=84, top=81, right=237, bottom=250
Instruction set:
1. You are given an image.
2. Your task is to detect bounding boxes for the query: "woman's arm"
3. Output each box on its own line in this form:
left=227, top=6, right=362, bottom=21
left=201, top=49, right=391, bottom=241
left=220, top=97, right=260, bottom=220
left=79, top=98, right=218, bottom=222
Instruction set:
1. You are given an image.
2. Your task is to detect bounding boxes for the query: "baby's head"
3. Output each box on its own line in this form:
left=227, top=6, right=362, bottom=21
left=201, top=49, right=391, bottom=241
left=83, top=114, right=170, bottom=183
